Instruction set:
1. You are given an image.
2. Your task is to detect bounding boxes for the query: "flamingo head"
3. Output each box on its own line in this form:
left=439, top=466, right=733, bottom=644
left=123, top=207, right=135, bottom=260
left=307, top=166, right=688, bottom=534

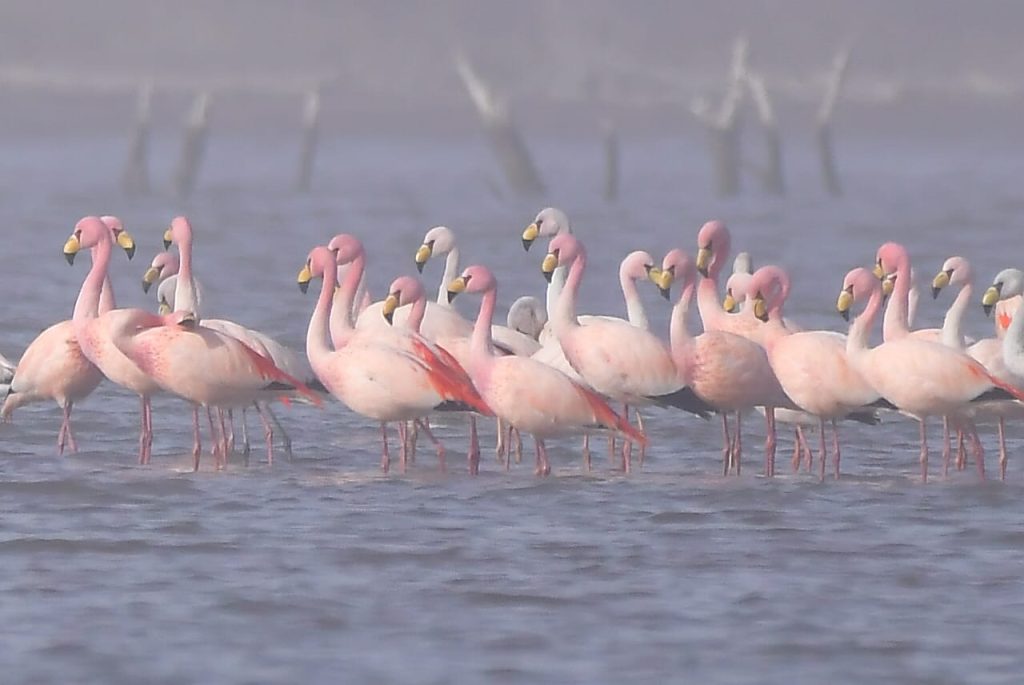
left=540, top=234, right=583, bottom=283
left=506, top=296, right=547, bottom=339
left=874, top=242, right=910, bottom=282
left=982, top=268, right=1024, bottom=316
left=142, top=252, right=180, bottom=293
left=650, top=248, right=695, bottom=301
left=723, top=272, right=753, bottom=313
left=620, top=250, right=657, bottom=288
left=732, top=251, right=754, bottom=275
left=447, top=264, right=497, bottom=303
left=382, top=275, right=426, bottom=324
left=414, top=225, right=455, bottom=273
left=931, top=256, right=972, bottom=300
left=838, top=267, right=881, bottom=322
left=695, top=219, right=730, bottom=278
left=522, top=207, right=570, bottom=251
left=298, top=246, right=337, bottom=294
left=747, top=266, right=790, bottom=323
left=101, top=215, right=136, bottom=260
left=64, top=216, right=112, bottom=265
left=163, top=216, right=192, bottom=251
left=327, top=234, right=365, bottom=267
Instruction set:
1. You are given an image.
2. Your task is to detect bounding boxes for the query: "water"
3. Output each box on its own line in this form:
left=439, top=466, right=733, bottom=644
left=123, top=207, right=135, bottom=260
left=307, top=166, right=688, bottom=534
left=1, top=127, right=1023, bottom=684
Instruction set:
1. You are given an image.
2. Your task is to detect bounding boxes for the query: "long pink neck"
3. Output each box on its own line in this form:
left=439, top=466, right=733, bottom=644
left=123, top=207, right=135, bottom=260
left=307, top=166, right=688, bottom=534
left=470, top=286, right=498, bottom=367
left=99, top=276, right=116, bottom=314
left=847, top=287, right=882, bottom=355
left=552, top=251, right=585, bottom=338
left=882, top=257, right=911, bottom=341
left=406, top=296, right=426, bottom=333
left=173, top=233, right=200, bottom=315
left=697, top=249, right=729, bottom=332
left=669, top=283, right=696, bottom=376
left=330, top=253, right=364, bottom=348
left=307, top=262, right=337, bottom=372
left=73, top=240, right=112, bottom=321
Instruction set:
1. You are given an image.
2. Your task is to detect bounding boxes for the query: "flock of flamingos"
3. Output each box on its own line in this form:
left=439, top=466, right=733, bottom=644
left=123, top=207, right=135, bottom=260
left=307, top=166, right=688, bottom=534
left=2, top=207, right=1024, bottom=484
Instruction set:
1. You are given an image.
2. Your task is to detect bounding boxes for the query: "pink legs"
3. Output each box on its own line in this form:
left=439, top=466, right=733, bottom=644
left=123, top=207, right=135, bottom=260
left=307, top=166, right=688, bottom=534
left=57, top=402, right=78, bottom=455
left=137, top=395, right=154, bottom=465
left=998, top=417, right=1008, bottom=481
left=534, top=437, right=551, bottom=476
left=253, top=403, right=275, bottom=465
left=468, top=416, right=480, bottom=475
left=582, top=433, right=591, bottom=472
left=919, top=419, right=929, bottom=483
left=380, top=422, right=391, bottom=473
left=191, top=406, right=202, bottom=471
left=818, top=417, right=827, bottom=482
left=721, top=412, right=743, bottom=476
left=832, top=418, right=841, bottom=479
left=764, top=408, right=777, bottom=477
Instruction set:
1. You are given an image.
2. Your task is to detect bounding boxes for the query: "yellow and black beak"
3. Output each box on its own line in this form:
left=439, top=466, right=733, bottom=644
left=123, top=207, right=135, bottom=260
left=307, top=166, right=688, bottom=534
left=382, top=293, right=400, bottom=325
left=648, top=267, right=673, bottom=300
left=752, top=292, right=769, bottom=322
left=116, top=231, right=136, bottom=260
left=540, top=251, right=559, bottom=283
left=872, top=259, right=886, bottom=281
left=882, top=273, right=896, bottom=299
left=447, top=276, right=467, bottom=303
left=695, top=245, right=712, bottom=278
left=142, top=266, right=161, bottom=293
left=63, top=234, right=81, bottom=265
left=297, top=263, right=313, bottom=294
left=163, top=228, right=173, bottom=250
left=837, top=285, right=854, bottom=321
left=414, top=243, right=433, bottom=273
left=931, top=269, right=952, bottom=300
left=158, top=295, right=172, bottom=316
left=522, top=222, right=539, bottom=251
left=982, top=284, right=1001, bottom=316
left=722, top=290, right=738, bottom=313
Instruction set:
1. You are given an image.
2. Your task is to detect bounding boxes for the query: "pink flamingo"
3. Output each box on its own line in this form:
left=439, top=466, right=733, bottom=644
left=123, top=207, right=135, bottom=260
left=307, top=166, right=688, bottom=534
left=1, top=216, right=135, bottom=453
left=299, top=246, right=492, bottom=474
left=978, top=269, right=1024, bottom=478
left=838, top=267, right=1024, bottom=482
left=652, top=250, right=790, bottom=476
left=540, top=234, right=713, bottom=471
left=447, top=264, right=645, bottom=476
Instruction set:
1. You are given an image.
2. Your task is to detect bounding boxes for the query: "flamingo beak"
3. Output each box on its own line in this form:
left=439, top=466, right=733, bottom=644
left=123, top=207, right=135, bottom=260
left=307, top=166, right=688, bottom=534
left=447, top=276, right=467, bottom=303
left=142, top=266, right=161, bottom=293
left=881, top=274, right=896, bottom=300
left=63, top=235, right=81, bottom=265
left=722, top=290, right=738, bottom=313
left=695, top=246, right=712, bottom=278
left=163, top=228, right=173, bottom=250
left=752, top=293, right=769, bottom=322
left=872, top=260, right=886, bottom=281
left=982, top=285, right=1001, bottom=316
left=414, top=244, right=432, bottom=273
left=931, top=270, right=951, bottom=300
left=540, top=253, right=558, bottom=283
left=116, top=231, right=136, bottom=260
left=177, top=311, right=198, bottom=329
left=522, top=223, right=539, bottom=251
left=837, top=287, right=854, bottom=321
left=158, top=295, right=172, bottom=315
left=648, top=267, right=673, bottom=300
left=297, top=264, right=313, bottom=294
left=382, top=293, right=400, bottom=325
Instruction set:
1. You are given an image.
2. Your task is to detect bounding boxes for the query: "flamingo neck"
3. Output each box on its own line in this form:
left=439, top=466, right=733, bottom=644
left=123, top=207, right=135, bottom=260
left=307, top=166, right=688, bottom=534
left=940, top=282, right=972, bottom=349
left=173, top=236, right=200, bottom=317
left=552, top=253, right=585, bottom=337
left=406, top=296, right=426, bottom=332
left=696, top=251, right=728, bottom=332
left=545, top=265, right=567, bottom=319
left=470, top=287, right=498, bottom=364
left=73, top=240, right=112, bottom=321
left=620, top=271, right=648, bottom=329
left=437, top=247, right=460, bottom=305
left=1002, top=296, right=1024, bottom=371
left=99, top=276, right=116, bottom=314
left=847, top=288, right=882, bottom=356
left=669, top=283, right=696, bottom=364
left=330, top=253, right=364, bottom=348
left=307, top=264, right=337, bottom=370
left=882, top=260, right=911, bottom=341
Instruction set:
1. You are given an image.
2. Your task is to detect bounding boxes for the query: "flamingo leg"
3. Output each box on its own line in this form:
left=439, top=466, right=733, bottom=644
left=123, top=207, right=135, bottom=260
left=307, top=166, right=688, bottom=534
left=218, top=409, right=230, bottom=467
left=582, top=432, right=591, bottom=472
left=226, top=409, right=236, bottom=454
left=407, top=420, right=419, bottom=465
left=800, top=426, right=813, bottom=473
left=998, top=418, right=1008, bottom=481
left=733, top=412, right=742, bottom=476
left=818, top=417, right=827, bottom=483
left=57, top=405, right=68, bottom=456
left=63, top=402, right=79, bottom=453
left=253, top=402, right=274, bottom=466
left=191, top=405, right=202, bottom=471
left=513, top=427, right=523, bottom=465
left=398, top=422, right=408, bottom=473
left=832, top=418, right=841, bottom=480
left=764, top=408, right=776, bottom=477
left=608, top=434, right=616, bottom=469
left=941, top=417, right=952, bottom=478
left=965, top=420, right=985, bottom=481
left=791, top=428, right=802, bottom=472
left=721, top=414, right=731, bottom=476
left=635, top=410, right=647, bottom=468
left=956, top=424, right=967, bottom=471
left=621, top=404, right=632, bottom=475
left=414, top=418, right=446, bottom=472
left=142, top=395, right=154, bottom=465
left=206, top=408, right=218, bottom=459
left=137, top=396, right=150, bottom=465
left=919, top=418, right=929, bottom=484
left=240, top=407, right=251, bottom=457
left=535, top=437, right=551, bottom=477
left=263, top=404, right=292, bottom=460
left=495, top=417, right=507, bottom=461
left=468, top=415, right=479, bottom=475
left=380, top=422, right=390, bottom=474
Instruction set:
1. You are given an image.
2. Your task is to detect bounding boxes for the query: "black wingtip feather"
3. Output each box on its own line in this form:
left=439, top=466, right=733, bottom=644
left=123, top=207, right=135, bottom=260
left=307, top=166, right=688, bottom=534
left=434, top=400, right=477, bottom=413
left=846, top=409, right=881, bottom=425
left=973, top=387, right=1016, bottom=402
left=868, top=397, right=899, bottom=411
left=648, top=386, right=714, bottom=419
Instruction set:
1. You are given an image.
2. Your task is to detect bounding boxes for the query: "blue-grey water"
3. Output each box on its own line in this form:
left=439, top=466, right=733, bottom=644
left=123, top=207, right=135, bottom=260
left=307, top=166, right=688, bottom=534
left=1, top=127, right=1023, bottom=684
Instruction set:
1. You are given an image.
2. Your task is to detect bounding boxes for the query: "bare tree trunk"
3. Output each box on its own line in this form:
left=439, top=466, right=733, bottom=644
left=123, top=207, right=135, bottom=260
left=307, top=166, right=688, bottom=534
left=602, top=119, right=619, bottom=202
left=295, top=86, right=321, bottom=193
left=173, top=91, right=212, bottom=199
left=690, top=37, right=748, bottom=197
left=745, top=71, right=784, bottom=195
left=816, top=47, right=851, bottom=196
left=122, top=82, right=153, bottom=195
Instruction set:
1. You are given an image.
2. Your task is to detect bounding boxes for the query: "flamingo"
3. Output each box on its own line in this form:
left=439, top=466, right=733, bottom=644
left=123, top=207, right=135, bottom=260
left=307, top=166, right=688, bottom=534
left=540, top=234, right=713, bottom=471
left=838, top=267, right=1024, bottom=482
left=298, top=246, right=492, bottom=473
left=1, top=216, right=135, bottom=453
left=651, top=250, right=790, bottom=476
left=506, top=296, right=547, bottom=340
left=978, top=268, right=1024, bottom=478
left=447, top=264, right=645, bottom=476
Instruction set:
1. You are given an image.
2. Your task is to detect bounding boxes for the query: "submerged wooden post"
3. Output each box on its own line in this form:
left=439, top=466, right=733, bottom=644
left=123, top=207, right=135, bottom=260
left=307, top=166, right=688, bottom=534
left=295, top=85, right=321, bottom=193
left=745, top=71, right=784, bottom=195
left=122, top=82, right=153, bottom=194
left=454, top=54, right=545, bottom=196
left=690, top=37, right=747, bottom=197
left=816, top=47, right=850, bottom=196
left=173, top=90, right=212, bottom=199
left=602, top=118, right=619, bottom=202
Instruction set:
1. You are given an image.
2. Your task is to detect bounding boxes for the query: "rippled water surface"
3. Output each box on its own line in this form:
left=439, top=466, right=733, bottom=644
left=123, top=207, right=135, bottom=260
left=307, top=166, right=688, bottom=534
left=1, top=130, right=1023, bottom=684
